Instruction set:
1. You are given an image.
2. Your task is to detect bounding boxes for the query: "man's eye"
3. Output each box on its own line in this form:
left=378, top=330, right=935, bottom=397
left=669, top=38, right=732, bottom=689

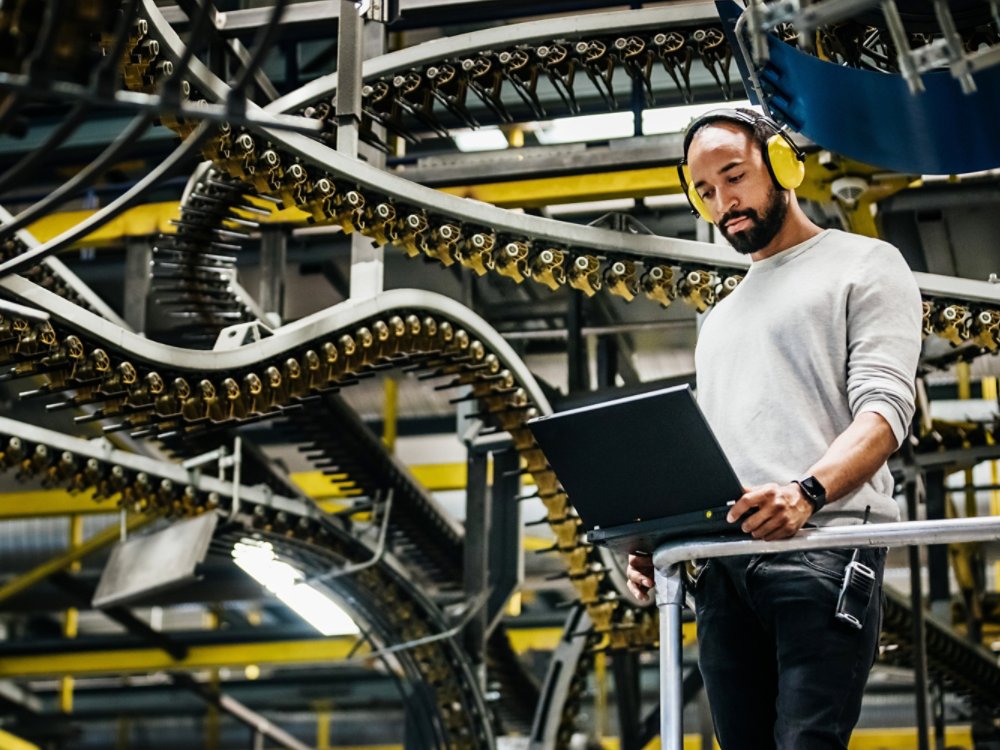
left=700, top=189, right=715, bottom=200
left=729, top=173, right=744, bottom=184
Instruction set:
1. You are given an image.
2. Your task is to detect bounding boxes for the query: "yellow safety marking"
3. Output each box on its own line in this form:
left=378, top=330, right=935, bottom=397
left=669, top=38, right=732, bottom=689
left=599, top=726, right=973, bottom=749
left=289, top=470, right=360, bottom=500
left=0, top=462, right=530, bottom=516
left=0, top=637, right=360, bottom=679
left=0, top=514, right=153, bottom=605
left=26, top=202, right=181, bottom=247
left=0, top=490, right=119, bottom=518
left=441, top=167, right=684, bottom=209
left=0, top=729, right=41, bottom=750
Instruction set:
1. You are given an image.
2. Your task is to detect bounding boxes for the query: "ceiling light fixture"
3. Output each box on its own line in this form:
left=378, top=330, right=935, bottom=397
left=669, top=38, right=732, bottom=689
left=232, top=539, right=360, bottom=637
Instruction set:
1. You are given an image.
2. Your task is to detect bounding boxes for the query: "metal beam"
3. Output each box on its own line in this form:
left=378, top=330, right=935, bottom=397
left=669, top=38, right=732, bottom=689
left=0, top=491, right=121, bottom=518
left=0, top=729, right=40, bottom=750
left=266, top=5, right=720, bottom=114
left=0, top=638, right=358, bottom=679
left=171, top=673, right=312, bottom=750
left=440, top=166, right=684, bottom=208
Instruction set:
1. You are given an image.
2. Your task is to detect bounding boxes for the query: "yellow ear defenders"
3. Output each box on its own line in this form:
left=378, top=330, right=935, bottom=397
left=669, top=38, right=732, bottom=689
left=676, top=109, right=806, bottom=224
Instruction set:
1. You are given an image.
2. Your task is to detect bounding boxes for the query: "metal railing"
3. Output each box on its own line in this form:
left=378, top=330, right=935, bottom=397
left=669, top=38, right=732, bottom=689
left=651, top=516, right=1000, bottom=750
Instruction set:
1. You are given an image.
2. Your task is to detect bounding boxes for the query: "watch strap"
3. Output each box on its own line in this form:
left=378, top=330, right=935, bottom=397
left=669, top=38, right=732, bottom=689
left=793, top=476, right=827, bottom=514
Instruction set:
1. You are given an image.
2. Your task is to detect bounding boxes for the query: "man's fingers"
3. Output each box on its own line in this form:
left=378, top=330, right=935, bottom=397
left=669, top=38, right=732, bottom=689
left=726, top=497, right=752, bottom=523
left=751, top=515, right=789, bottom=540
left=629, top=554, right=654, bottom=573
left=627, top=581, right=650, bottom=602
left=627, top=568, right=654, bottom=589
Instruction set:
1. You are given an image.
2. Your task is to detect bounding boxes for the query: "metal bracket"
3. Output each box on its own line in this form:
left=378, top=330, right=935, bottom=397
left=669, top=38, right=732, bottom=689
left=213, top=320, right=275, bottom=350
left=182, top=436, right=243, bottom=520
left=306, top=489, right=394, bottom=584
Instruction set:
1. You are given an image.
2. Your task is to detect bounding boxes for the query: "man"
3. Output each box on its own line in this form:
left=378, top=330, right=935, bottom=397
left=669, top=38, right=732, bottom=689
left=626, top=109, right=922, bottom=750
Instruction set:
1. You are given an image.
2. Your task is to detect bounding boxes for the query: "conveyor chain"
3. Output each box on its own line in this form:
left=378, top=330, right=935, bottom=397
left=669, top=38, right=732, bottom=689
left=121, top=5, right=1000, bottom=365
left=881, top=587, right=1000, bottom=717
left=149, top=167, right=263, bottom=347
left=303, top=26, right=733, bottom=149
left=214, top=523, right=495, bottom=749
left=282, top=393, right=540, bottom=733
left=0, top=413, right=495, bottom=749
left=0, top=235, right=106, bottom=317
left=777, top=11, right=998, bottom=75
left=284, top=394, right=465, bottom=591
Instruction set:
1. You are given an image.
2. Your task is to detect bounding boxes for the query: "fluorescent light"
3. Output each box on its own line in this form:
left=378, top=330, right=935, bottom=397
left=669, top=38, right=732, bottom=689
left=232, top=539, right=360, bottom=637
left=453, top=127, right=509, bottom=152
left=534, top=112, right=635, bottom=145
left=546, top=198, right=636, bottom=216
left=642, top=100, right=756, bottom=135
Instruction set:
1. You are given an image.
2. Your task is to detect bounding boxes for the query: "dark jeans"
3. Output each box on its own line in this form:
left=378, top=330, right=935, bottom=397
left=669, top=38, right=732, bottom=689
left=693, top=546, right=886, bottom=750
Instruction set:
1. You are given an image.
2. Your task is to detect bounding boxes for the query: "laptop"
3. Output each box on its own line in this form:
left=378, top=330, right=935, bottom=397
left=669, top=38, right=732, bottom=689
left=526, top=384, right=747, bottom=556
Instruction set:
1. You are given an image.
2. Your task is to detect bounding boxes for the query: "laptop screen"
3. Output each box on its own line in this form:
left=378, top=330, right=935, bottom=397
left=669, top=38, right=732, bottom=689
left=526, top=385, right=743, bottom=530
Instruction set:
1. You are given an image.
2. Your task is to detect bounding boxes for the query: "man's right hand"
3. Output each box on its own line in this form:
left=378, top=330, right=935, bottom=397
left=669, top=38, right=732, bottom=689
left=626, top=553, right=655, bottom=603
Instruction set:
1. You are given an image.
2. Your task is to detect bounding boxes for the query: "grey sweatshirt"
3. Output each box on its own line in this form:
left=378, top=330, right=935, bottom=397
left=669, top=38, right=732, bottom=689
left=695, top=229, right=923, bottom=525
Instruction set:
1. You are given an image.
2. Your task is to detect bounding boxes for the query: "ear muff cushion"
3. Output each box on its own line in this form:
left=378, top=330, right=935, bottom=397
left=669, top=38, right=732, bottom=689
left=766, top=134, right=805, bottom=190
left=687, top=182, right=714, bottom=223
left=680, top=163, right=714, bottom=223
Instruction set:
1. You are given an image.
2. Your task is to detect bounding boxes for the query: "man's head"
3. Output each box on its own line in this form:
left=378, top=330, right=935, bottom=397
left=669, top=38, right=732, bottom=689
left=680, top=109, right=803, bottom=255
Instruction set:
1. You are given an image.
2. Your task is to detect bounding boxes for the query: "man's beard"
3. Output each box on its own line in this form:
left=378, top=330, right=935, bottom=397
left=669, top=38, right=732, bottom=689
left=718, top=186, right=788, bottom=255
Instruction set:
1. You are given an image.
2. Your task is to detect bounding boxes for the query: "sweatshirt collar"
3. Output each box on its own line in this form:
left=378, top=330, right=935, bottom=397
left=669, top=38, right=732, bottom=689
left=746, top=229, right=833, bottom=274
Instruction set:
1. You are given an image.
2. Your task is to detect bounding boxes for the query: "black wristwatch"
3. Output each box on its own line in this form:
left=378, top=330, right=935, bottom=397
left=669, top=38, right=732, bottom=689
left=792, top=475, right=827, bottom=515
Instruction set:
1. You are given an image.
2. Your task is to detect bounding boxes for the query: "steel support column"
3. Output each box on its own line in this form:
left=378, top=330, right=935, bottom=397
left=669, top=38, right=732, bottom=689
left=463, top=444, right=490, bottom=687
left=906, top=469, right=932, bottom=750
left=487, top=447, right=522, bottom=633
left=337, top=0, right=384, bottom=299
left=925, top=470, right=950, bottom=620
left=258, top=226, right=288, bottom=325
left=567, top=293, right=587, bottom=393
left=611, top=649, right=643, bottom=750
left=123, top=237, right=152, bottom=332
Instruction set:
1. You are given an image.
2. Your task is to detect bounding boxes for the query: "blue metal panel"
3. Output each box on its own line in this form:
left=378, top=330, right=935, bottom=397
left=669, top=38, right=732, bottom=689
left=717, top=0, right=1000, bottom=174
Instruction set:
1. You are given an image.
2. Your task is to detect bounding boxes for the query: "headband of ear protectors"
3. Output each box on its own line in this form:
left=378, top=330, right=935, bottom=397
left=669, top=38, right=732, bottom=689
left=676, top=109, right=806, bottom=224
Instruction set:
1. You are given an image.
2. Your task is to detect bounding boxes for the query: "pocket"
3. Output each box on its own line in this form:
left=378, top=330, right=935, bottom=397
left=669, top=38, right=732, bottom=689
left=688, top=558, right=713, bottom=592
left=799, top=547, right=855, bottom=580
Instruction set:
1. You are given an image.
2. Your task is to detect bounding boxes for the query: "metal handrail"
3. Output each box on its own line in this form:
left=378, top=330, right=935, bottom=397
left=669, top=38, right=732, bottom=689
left=650, top=516, right=1000, bottom=750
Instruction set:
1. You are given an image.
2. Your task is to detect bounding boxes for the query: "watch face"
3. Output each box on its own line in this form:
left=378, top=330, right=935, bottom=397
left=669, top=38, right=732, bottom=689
left=800, top=476, right=826, bottom=503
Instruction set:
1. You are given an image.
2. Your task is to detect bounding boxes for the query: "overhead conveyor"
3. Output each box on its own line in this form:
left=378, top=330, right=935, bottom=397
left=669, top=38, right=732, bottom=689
left=2, top=1, right=1000, bottom=747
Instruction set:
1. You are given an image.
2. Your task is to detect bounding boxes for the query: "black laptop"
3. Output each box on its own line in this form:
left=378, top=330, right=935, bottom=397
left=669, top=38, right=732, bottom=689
left=526, top=385, right=747, bottom=556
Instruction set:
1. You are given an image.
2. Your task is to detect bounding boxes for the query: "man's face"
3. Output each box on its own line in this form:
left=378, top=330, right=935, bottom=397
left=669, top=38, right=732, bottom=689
left=686, top=122, right=789, bottom=255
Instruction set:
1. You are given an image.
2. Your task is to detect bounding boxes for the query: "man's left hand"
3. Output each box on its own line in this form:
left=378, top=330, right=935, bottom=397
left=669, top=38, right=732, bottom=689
left=726, top=482, right=813, bottom=540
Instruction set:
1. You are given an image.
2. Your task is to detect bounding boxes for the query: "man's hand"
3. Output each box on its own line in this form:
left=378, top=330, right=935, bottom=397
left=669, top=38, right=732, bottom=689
left=626, top=553, right=655, bottom=603
left=726, top=482, right=813, bottom=540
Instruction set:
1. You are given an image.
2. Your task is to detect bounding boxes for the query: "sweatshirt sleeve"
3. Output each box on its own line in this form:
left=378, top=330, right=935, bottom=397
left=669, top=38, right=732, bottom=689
left=845, top=242, right=923, bottom=447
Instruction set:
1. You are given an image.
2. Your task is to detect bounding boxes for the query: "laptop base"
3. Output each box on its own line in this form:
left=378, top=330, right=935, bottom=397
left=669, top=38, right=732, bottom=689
left=586, top=506, right=749, bottom=556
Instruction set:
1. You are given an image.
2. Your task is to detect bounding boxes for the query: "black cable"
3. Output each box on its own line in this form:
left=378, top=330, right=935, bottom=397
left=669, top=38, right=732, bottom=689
left=0, top=120, right=213, bottom=279
left=0, top=103, right=89, bottom=198
left=0, top=112, right=156, bottom=242
left=0, top=0, right=140, bottom=196
left=227, top=0, right=288, bottom=100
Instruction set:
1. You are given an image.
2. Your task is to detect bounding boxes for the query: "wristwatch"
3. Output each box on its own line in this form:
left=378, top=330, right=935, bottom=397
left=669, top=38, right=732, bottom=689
left=792, top=475, right=827, bottom=515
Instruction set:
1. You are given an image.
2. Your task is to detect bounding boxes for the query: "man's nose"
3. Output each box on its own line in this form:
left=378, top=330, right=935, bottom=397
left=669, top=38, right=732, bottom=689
left=713, top=188, right=738, bottom=219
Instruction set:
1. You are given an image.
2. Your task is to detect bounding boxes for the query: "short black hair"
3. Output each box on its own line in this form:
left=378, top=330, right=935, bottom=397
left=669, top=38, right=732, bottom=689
left=682, top=108, right=773, bottom=160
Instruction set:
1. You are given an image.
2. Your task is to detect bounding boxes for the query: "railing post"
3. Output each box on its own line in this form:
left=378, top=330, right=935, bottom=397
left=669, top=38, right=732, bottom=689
left=655, top=563, right=685, bottom=750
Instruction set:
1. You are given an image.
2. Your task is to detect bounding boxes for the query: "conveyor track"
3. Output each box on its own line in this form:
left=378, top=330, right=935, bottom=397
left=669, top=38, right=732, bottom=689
left=0, top=414, right=496, bottom=749
left=881, top=587, right=1000, bottom=718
